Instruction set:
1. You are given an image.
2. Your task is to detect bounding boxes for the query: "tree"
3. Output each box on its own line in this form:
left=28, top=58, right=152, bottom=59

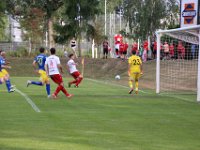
left=5, top=0, right=63, bottom=47
left=123, top=0, right=179, bottom=40
left=54, top=0, right=100, bottom=56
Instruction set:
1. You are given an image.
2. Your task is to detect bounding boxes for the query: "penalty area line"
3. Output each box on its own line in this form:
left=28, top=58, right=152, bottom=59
left=15, top=88, right=41, bottom=113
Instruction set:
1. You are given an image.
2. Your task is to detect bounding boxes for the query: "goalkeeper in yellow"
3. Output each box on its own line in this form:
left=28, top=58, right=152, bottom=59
left=128, top=50, right=143, bottom=94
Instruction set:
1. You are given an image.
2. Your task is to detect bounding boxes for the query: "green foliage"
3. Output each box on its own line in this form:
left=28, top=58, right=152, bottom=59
left=123, top=0, right=179, bottom=39
left=7, top=46, right=29, bottom=57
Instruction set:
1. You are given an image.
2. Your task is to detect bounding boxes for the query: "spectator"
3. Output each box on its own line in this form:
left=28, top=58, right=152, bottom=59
left=153, top=41, right=157, bottom=59
left=123, top=41, right=129, bottom=60
left=169, top=42, right=174, bottom=59
left=163, top=41, right=170, bottom=59
left=132, top=42, right=138, bottom=55
left=103, top=39, right=109, bottom=59
left=119, top=41, right=124, bottom=59
left=142, top=40, right=148, bottom=62
left=177, top=41, right=183, bottom=59
left=191, top=44, right=196, bottom=59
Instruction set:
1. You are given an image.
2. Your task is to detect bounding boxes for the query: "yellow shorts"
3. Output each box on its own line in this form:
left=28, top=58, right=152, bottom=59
left=38, top=70, right=49, bottom=83
left=0, top=71, right=5, bottom=78
left=2, top=69, right=9, bottom=76
left=129, top=72, right=141, bottom=81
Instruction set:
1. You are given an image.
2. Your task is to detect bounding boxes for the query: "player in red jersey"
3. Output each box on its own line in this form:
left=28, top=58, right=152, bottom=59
left=45, top=48, right=73, bottom=99
left=67, top=53, right=83, bottom=88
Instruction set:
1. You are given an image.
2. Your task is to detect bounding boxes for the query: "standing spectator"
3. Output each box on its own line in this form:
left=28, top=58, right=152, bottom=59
left=181, top=44, right=185, bottom=59
left=132, top=42, right=138, bottom=55
left=119, top=41, right=125, bottom=59
left=122, top=41, right=129, bottom=60
left=45, top=48, right=73, bottom=99
left=177, top=41, right=183, bottom=59
left=153, top=41, right=157, bottom=59
left=142, top=40, right=148, bottom=62
left=114, top=34, right=123, bottom=58
left=191, top=44, right=196, bottom=59
left=169, top=42, right=174, bottom=59
left=115, top=40, right=120, bottom=58
left=103, top=39, right=109, bottom=59
left=163, top=41, right=170, bottom=59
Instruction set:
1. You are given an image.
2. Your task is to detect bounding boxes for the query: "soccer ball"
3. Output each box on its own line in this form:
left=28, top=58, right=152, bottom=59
left=115, top=75, right=120, bottom=80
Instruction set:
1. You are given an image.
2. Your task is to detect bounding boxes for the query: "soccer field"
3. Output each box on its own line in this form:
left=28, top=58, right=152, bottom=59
left=0, top=77, right=200, bottom=150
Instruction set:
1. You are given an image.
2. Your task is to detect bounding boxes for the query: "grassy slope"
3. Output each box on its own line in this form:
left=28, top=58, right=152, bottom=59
left=0, top=77, right=200, bottom=150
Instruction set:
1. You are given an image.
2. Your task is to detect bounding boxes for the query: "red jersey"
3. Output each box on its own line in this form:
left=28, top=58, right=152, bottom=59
left=153, top=41, right=157, bottom=51
left=114, top=34, right=123, bottom=42
left=169, top=45, right=174, bottom=56
left=177, top=44, right=183, bottom=52
left=132, top=43, right=138, bottom=51
left=119, top=43, right=125, bottom=52
left=124, top=43, right=128, bottom=51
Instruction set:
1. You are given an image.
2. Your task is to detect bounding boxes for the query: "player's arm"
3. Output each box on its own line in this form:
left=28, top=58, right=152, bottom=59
left=57, top=58, right=63, bottom=74
left=2, top=64, right=11, bottom=69
left=58, top=64, right=63, bottom=74
left=32, top=60, right=39, bottom=74
left=45, top=64, right=49, bottom=76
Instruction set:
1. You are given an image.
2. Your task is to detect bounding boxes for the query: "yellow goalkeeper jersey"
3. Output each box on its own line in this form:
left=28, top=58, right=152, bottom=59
left=128, top=55, right=142, bottom=73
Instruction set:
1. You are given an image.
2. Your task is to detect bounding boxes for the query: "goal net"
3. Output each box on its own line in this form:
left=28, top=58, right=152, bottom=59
left=156, top=25, right=200, bottom=102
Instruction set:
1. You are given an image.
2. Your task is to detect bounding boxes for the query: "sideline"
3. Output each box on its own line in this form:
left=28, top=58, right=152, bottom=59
left=15, top=88, right=41, bottom=113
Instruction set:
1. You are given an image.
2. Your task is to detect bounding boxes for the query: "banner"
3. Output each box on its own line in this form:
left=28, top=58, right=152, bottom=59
left=180, top=0, right=199, bottom=27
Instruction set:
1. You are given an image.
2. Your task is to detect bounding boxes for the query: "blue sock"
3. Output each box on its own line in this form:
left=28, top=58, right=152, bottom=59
left=31, top=81, right=43, bottom=86
left=46, top=84, right=50, bottom=96
left=6, top=79, right=11, bottom=92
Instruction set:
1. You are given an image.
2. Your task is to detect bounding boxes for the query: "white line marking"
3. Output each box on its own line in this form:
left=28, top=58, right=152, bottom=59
left=15, top=88, right=41, bottom=113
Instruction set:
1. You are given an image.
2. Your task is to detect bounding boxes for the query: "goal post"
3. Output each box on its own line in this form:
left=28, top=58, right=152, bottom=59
left=156, top=25, right=200, bottom=102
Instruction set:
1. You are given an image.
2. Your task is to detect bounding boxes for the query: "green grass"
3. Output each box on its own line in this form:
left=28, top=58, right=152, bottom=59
left=0, top=77, right=200, bottom=150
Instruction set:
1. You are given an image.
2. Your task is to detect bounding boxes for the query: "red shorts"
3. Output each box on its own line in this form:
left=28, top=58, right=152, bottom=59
left=50, top=74, right=63, bottom=84
left=71, top=71, right=80, bottom=79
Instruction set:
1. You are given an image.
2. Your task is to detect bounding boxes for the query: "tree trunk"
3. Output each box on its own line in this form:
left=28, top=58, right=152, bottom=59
left=48, top=19, right=55, bottom=48
left=78, top=37, right=81, bottom=57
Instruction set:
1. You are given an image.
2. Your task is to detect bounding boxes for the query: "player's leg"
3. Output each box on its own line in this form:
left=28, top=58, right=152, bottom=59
left=43, top=73, right=51, bottom=98
left=75, top=73, right=83, bottom=87
left=27, top=70, right=44, bottom=87
left=2, top=69, right=15, bottom=89
left=51, top=74, right=73, bottom=98
left=4, top=75, right=14, bottom=93
left=135, top=73, right=141, bottom=94
left=68, top=73, right=78, bottom=87
left=128, top=75, right=134, bottom=94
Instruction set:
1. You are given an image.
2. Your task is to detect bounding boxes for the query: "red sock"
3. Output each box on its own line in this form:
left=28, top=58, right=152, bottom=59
left=76, top=77, right=83, bottom=86
left=60, top=85, right=70, bottom=96
left=54, top=85, right=62, bottom=96
left=70, top=80, right=77, bottom=85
